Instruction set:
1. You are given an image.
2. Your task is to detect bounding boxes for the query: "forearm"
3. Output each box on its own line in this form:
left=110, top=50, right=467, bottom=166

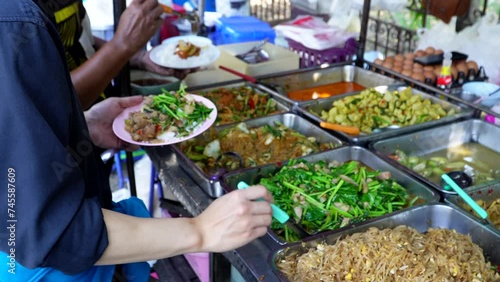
left=95, top=209, right=203, bottom=265
left=71, top=38, right=135, bottom=110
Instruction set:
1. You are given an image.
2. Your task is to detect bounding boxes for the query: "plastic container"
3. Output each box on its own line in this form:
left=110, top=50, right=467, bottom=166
left=286, top=37, right=358, bottom=68
left=214, top=16, right=276, bottom=45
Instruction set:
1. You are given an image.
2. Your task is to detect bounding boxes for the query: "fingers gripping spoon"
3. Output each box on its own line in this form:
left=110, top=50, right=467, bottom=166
left=237, top=181, right=309, bottom=239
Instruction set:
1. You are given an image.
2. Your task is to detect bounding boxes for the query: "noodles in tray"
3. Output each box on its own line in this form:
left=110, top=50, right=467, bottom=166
left=277, top=226, right=499, bottom=282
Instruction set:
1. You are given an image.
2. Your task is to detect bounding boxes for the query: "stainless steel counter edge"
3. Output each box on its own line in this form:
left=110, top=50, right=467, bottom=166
left=145, top=146, right=281, bottom=281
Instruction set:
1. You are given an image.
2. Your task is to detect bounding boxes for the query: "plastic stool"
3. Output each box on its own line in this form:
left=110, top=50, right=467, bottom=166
left=149, top=165, right=165, bottom=216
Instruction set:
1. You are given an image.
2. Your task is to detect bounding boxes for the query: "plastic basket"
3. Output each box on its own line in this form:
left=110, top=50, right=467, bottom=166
left=286, top=37, right=358, bottom=68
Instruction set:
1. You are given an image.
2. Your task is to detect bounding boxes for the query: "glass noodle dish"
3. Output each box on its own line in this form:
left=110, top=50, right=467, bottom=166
left=319, top=87, right=456, bottom=133
left=197, top=86, right=281, bottom=125
left=259, top=160, right=419, bottom=242
left=125, top=86, right=213, bottom=142
left=179, top=122, right=337, bottom=174
left=277, top=226, right=500, bottom=281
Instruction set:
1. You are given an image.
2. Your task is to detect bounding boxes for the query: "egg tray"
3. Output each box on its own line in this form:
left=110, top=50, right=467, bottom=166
left=372, top=49, right=488, bottom=90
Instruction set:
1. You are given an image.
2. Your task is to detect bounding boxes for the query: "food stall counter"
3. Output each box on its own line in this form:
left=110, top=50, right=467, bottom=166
left=145, top=146, right=280, bottom=281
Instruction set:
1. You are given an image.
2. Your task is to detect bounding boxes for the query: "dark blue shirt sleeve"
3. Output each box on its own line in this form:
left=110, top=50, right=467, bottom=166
left=0, top=0, right=109, bottom=274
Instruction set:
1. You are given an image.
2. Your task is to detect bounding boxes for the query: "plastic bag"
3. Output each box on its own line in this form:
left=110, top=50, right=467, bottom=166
left=350, top=0, right=407, bottom=11
left=274, top=16, right=357, bottom=50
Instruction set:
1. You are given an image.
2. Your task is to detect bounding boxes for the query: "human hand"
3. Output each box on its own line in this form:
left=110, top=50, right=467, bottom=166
left=130, top=49, right=198, bottom=80
left=85, top=96, right=143, bottom=151
left=113, top=0, right=163, bottom=56
left=193, top=185, right=273, bottom=253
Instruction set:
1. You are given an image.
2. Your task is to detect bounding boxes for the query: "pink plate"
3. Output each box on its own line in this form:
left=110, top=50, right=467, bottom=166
left=112, top=94, right=217, bottom=146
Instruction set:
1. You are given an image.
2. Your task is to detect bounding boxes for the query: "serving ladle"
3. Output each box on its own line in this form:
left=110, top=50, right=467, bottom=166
left=441, top=173, right=494, bottom=225
left=443, top=171, right=473, bottom=189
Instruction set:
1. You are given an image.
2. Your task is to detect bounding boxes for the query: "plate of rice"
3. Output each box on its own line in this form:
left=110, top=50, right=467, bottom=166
left=150, top=35, right=220, bottom=69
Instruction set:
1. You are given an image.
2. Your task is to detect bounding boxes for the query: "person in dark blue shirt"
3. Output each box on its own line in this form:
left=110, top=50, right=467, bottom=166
left=0, top=0, right=273, bottom=281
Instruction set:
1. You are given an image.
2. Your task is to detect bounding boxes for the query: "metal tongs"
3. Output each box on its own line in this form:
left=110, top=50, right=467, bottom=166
left=236, top=39, right=270, bottom=64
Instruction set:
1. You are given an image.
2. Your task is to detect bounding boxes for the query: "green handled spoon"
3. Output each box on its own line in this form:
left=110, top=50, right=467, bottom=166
left=441, top=174, right=493, bottom=225
left=237, top=181, right=308, bottom=238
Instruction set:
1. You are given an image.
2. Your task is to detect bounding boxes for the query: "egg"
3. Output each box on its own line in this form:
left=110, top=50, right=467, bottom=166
left=393, top=60, right=403, bottom=67
left=403, top=64, right=413, bottom=71
left=404, top=53, right=416, bottom=60
left=385, top=56, right=395, bottom=63
left=394, top=54, right=404, bottom=62
left=374, top=58, right=384, bottom=65
left=382, top=61, right=393, bottom=69
left=466, top=60, right=478, bottom=73
left=392, top=66, right=403, bottom=73
left=411, top=73, right=425, bottom=82
left=403, top=59, right=414, bottom=66
left=435, top=49, right=444, bottom=55
left=425, top=46, right=436, bottom=55
left=402, top=70, right=412, bottom=77
left=415, top=50, right=427, bottom=57
left=412, top=65, right=424, bottom=73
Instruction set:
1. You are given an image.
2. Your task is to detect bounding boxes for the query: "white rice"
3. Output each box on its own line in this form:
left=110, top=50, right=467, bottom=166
left=156, top=121, right=202, bottom=142
left=157, top=42, right=214, bottom=69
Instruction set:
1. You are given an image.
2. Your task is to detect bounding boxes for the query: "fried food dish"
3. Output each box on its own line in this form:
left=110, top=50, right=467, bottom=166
left=174, top=40, right=201, bottom=59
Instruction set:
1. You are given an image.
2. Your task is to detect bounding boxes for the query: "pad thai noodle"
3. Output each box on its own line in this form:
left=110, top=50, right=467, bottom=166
left=277, top=226, right=499, bottom=281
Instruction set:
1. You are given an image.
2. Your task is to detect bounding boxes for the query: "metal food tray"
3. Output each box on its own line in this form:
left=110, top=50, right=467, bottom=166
left=222, top=146, right=440, bottom=246
left=446, top=183, right=500, bottom=235
left=172, top=113, right=344, bottom=198
left=269, top=203, right=500, bottom=282
left=187, top=82, right=290, bottom=126
left=297, top=86, right=473, bottom=145
left=371, top=119, right=500, bottom=196
left=256, top=64, right=400, bottom=106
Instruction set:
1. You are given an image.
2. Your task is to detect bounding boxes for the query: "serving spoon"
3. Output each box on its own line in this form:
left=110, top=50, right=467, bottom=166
left=441, top=174, right=494, bottom=225
left=237, top=181, right=309, bottom=239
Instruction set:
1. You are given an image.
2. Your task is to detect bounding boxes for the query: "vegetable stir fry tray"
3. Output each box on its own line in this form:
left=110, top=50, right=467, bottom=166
left=298, top=86, right=472, bottom=144
left=194, top=85, right=284, bottom=125
left=222, top=146, right=439, bottom=244
left=172, top=113, right=344, bottom=198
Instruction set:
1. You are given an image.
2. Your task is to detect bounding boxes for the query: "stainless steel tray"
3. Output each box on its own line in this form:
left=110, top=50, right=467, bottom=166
left=446, top=183, right=500, bottom=235
left=188, top=82, right=290, bottom=126
left=269, top=203, right=500, bottom=282
left=172, top=113, right=344, bottom=198
left=371, top=119, right=500, bottom=196
left=222, top=146, right=440, bottom=246
left=297, top=86, right=474, bottom=145
left=257, top=65, right=400, bottom=106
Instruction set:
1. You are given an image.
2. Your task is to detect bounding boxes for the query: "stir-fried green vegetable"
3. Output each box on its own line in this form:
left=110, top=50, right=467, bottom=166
left=318, top=87, right=456, bottom=133
left=259, top=159, right=418, bottom=242
left=144, top=85, right=213, bottom=137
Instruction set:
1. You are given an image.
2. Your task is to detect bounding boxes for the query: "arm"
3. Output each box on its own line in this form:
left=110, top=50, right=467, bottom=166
left=0, top=6, right=110, bottom=273
left=96, top=186, right=272, bottom=265
left=73, top=0, right=163, bottom=109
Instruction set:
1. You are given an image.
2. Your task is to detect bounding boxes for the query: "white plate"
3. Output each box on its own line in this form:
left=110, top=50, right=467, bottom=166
left=112, top=94, right=217, bottom=146
left=150, top=35, right=220, bottom=69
